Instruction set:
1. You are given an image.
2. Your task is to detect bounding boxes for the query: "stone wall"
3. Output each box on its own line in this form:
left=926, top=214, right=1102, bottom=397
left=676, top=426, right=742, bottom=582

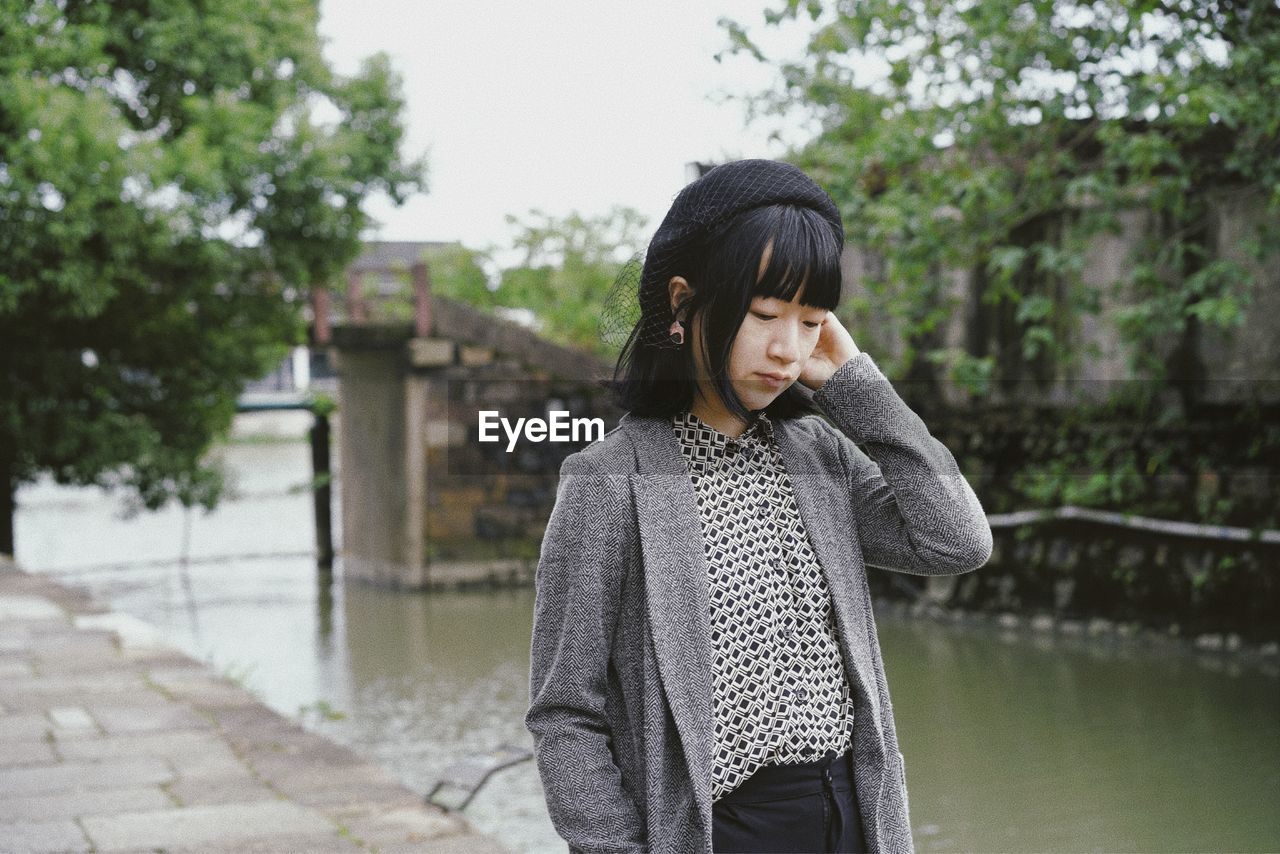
left=866, top=522, right=1279, bottom=643
left=864, top=406, right=1279, bottom=641
left=418, top=356, right=620, bottom=580
left=840, top=185, right=1280, bottom=408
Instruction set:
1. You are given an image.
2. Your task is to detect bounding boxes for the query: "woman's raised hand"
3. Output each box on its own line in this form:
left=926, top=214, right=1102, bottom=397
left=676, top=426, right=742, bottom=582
left=799, top=312, right=861, bottom=392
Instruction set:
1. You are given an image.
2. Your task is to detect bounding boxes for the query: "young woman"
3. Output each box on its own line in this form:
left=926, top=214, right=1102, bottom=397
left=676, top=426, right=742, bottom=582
left=525, top=160, right=993, bottom=854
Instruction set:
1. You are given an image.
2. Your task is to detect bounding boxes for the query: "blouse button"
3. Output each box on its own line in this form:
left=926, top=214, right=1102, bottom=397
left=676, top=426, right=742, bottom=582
left=794, top=687, right=810, bottom=704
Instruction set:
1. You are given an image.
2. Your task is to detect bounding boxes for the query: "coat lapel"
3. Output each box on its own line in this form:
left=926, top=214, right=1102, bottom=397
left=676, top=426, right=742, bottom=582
left=620, top=412, right=716, bottom=828
left=772, top=416, right=884, bottom=739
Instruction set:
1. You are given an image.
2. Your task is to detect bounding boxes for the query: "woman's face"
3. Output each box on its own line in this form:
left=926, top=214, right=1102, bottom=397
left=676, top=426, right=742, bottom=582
left=698, top=287, right=829, bottom=412
left=671, top=241, right=833, bottom=429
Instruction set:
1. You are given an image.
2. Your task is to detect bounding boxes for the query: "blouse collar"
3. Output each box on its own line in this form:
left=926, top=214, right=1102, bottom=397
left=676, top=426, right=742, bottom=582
left=671, top=409, right=774, bottom=472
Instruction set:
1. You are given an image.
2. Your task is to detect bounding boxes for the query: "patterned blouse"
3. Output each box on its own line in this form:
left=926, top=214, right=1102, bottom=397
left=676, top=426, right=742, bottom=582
left=671, top=409, right=856, bottom=802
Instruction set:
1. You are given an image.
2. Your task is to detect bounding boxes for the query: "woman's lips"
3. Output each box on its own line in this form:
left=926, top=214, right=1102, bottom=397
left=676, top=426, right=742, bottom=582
left=756, top=372, right=790, bottom=388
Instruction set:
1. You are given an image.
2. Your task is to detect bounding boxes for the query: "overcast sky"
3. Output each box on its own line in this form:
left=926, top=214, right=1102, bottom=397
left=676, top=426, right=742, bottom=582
left=316, top=1, right=810, bottom=254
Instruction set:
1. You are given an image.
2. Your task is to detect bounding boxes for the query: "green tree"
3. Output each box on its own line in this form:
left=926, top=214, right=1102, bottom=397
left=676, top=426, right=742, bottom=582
left=425, top=244, right=498, bottom=310
left=448, top=207, right=650, bottom=361
left=721, top=0, right=1278, bottom=399
left=0, top=0, right=426, bottom=552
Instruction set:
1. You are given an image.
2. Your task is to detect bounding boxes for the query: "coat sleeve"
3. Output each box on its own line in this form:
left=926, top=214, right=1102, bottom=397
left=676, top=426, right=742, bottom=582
left=811, top=350, right=993, bottom=576
left=524, top=451, right=647, bottom=854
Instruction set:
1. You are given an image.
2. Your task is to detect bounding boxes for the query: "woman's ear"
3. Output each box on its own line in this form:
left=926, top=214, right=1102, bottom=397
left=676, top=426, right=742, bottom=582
left=668, top=276, right=694, bottom=316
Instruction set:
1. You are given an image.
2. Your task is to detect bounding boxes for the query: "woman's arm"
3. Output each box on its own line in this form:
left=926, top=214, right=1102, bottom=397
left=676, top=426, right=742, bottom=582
left=525, top=451, right=647, bottom=854
left=811, top=351, right=994, bottom=575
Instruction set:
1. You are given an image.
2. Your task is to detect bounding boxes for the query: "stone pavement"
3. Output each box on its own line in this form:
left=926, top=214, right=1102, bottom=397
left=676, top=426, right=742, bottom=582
left=0, top=557, right=509, bottom=853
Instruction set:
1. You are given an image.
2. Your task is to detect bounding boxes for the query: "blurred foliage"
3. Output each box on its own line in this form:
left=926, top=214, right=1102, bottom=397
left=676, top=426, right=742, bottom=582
left=721, top=0, right=1280, bottom=530
left=495, top=206, right=649, bottom=357
left=399, top=206, right=648, bottom=360
left=306, top=391, right=337, bottom=418
left=0, top=0, right=425, bottom=530
left=425, top=244, right=498, bottom=309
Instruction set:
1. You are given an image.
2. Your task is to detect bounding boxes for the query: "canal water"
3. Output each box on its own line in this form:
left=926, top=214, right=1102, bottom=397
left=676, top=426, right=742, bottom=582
left=14, top=415, right=1280, bottom=852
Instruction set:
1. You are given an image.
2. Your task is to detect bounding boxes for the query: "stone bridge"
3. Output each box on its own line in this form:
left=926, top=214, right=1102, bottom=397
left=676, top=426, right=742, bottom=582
left=318, top=244, right=619, bottom=589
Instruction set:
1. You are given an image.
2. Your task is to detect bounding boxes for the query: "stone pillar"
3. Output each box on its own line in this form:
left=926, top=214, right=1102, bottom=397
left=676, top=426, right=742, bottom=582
left=346, top=270, right=368, bottom=322
left=312, top=286, right=332, bottom=345
left=331, top=325, right=415, bottom=588
left=412, top=261, right=433, bottom=339
left=402, top=371, right=429, bottom=588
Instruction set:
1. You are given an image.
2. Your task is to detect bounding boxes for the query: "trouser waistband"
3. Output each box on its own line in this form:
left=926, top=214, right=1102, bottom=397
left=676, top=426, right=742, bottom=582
left=716, top=749, right=855, bottom=805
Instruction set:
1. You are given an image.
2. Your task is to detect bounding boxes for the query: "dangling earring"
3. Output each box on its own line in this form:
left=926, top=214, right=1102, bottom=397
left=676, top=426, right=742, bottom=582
left=668, top=312, right=685, bottom=345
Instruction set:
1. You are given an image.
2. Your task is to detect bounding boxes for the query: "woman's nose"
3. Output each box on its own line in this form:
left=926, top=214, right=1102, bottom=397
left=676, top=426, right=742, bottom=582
left=767, top=321, right=802, bottom=362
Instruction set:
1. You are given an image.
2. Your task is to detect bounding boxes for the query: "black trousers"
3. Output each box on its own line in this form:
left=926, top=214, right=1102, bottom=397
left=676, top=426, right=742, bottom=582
left=711, top=749, right=867, bottom=854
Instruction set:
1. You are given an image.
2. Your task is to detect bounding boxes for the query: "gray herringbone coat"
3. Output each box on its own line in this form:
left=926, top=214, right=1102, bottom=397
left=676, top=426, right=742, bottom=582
left=525, top=352, right=993, bottom=854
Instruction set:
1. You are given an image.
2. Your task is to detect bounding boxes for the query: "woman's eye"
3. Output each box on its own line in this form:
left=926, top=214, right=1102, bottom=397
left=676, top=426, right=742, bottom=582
left=754, top=311, right=820, bottom=328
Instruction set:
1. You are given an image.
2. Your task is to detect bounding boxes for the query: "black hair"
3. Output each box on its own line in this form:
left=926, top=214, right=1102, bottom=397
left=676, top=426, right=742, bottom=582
left=605, top=203, right=843, bottom=422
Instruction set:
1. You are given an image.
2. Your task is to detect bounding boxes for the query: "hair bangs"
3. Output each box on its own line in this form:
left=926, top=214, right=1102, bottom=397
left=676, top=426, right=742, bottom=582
left=752, top=205, right=843, bottom=311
